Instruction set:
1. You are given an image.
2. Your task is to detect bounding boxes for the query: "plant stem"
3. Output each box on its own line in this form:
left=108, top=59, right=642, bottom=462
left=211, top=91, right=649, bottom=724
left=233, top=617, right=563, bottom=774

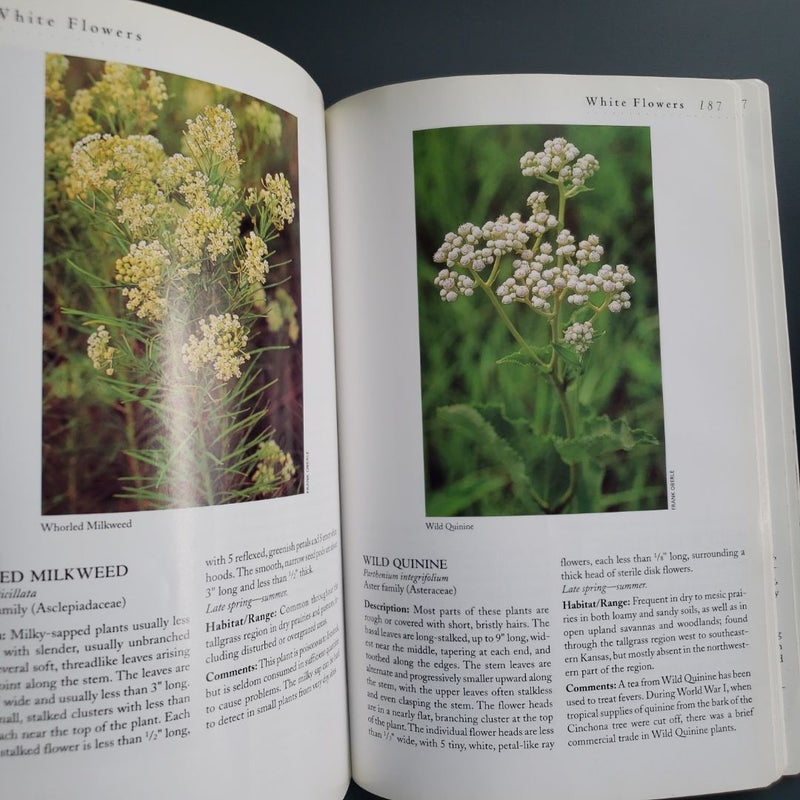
left=548, top=372, right=578, bottom=513
left=477, top=269, right=549, bottom=371
left=195, top=409, right=218, bottom=507
left=120, top=400, right=145, bottom=503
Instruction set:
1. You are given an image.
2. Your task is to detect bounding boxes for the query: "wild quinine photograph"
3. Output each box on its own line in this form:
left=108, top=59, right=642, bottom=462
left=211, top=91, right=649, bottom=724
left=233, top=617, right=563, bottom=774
left=414, top=125, right=667, bottom=516
left=43, top=55, right=303, bottom=514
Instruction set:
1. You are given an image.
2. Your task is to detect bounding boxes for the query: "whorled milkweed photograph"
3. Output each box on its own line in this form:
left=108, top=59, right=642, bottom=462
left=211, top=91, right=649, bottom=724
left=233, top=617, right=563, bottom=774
left=43, top=55, right=303, bottom=514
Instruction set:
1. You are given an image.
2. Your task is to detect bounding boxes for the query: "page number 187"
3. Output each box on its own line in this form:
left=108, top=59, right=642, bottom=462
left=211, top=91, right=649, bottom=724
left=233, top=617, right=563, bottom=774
left=700, top=99, right=723, bottom=111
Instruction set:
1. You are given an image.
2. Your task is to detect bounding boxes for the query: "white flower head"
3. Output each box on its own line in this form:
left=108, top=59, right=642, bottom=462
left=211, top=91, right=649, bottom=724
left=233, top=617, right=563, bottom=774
left=520, top=138, right=599, bottom=189
left=182, top=313, right=250, bottom=382
left=563, top=320, right=594, bottom=355
left=87, top=325, right=116, bottom=376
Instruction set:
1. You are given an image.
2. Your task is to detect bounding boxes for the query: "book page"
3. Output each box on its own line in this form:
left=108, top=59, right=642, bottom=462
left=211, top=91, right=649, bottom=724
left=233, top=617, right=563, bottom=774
left=327, top=74, right=793, bottom=800
left=738, top=80, right=800, bottom=771
left=0, top=2, right=348, bottom=799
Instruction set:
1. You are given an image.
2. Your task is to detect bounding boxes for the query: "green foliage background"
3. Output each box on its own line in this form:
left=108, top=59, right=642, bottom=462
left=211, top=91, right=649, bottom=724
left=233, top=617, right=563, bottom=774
left=414, top=124, right=666, bottom=516
left=43, top=57, right=303, bottom=514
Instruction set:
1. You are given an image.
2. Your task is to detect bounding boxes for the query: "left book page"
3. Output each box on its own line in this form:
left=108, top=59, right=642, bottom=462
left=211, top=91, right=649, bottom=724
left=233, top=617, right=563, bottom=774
left=0, top=2, right=348, bottom=799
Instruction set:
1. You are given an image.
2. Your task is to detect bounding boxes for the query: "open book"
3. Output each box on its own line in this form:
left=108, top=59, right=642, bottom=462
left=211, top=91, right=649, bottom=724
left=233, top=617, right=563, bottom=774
left=1, top=1, right=799, bottom=799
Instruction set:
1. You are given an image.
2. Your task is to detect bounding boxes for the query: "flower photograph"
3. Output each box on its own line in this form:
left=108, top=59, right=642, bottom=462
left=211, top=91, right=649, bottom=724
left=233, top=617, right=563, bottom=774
left=43, top=55, right=303, bottom=514
left=414, top=124, right=666, bottom=516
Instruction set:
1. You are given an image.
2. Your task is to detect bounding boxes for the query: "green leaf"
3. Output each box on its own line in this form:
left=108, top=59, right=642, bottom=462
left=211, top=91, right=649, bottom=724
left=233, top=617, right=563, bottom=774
left=496, top=346, right=552, bottom=374
left=435, top=404, right=535, bottom=507
left=553, top=342, right=582, bottom=367
left=427, top=471, right=511, bottom=517
left=553, top=414, right=658, bottom=464
left=565, top=184, right=595, bottom=199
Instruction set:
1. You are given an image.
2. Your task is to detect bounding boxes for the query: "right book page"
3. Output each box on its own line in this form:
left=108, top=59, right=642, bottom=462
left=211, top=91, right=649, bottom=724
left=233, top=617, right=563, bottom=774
left=737, top=79, right=800, bottom=773
left=327, top=74, right=797, bottom=800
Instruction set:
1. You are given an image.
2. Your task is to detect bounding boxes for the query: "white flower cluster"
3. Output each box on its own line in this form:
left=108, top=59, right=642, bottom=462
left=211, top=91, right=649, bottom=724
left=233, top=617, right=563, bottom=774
left=493, top=225, right=633, bottom=314
left=158, top=153, right=196, bottom=194
left=66, top=133, right=165, bottom=201
left=244, top=173, right=296, bottom=232
left=496, top=242, right=569, bottom=310
left=519, top=138, right=599, bottom=189
left=433, top=222, right=495, bottom=273
left=575, top=233, right=604, bottom=267
left=563, top=321, right=594, bottom=355
left=115, top=240, right=171, bottom=321
left=432, top=138, right=633, bottom=319
left=433, top=269, right=475, bottom=302
left=87, top=325, right=116, bottom=376
left=433, top=209, right=559, bottom=298
left=482, top=213, right=534, bottom=260
left=184, top=105, right=240, bottom=175
left=240, top=231, right=271, bottom=286
left=182, top=313, right=250, bottom=382
left=567, top=263, right=634, bottom=312
left=252, top=439, right=296, bottom=493
left=261, top=172, right=295, bottom=231
left=243, top=101, right=283, bottom=146
left=174, top=172, right=237, bottom=266
left=526, top=191, right=559, bottom=236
